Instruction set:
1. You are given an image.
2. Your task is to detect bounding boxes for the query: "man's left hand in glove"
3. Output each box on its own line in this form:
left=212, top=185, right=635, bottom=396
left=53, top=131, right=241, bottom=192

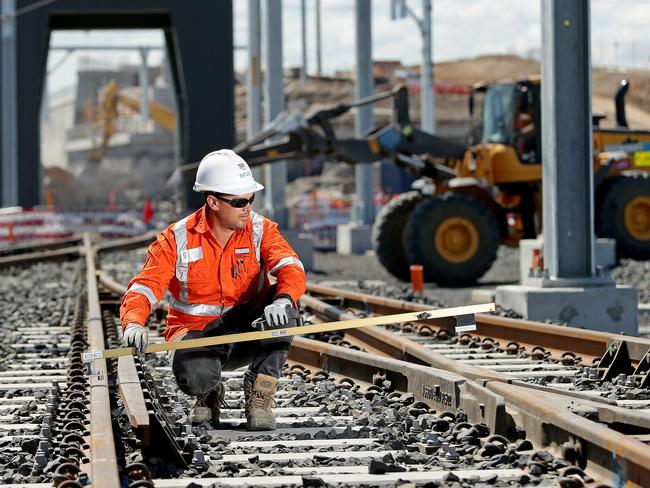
left=263, top=297, right=293, bottom=327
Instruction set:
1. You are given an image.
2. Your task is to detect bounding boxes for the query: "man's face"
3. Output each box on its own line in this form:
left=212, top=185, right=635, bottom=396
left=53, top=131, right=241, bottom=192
left=208, top=193, right=254, bottom=230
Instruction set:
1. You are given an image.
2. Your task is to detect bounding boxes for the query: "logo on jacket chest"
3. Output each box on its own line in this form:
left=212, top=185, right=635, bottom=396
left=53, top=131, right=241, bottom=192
left=235, top=247, right=251, bottom=255
left=180, top=247, right=203, bottom=263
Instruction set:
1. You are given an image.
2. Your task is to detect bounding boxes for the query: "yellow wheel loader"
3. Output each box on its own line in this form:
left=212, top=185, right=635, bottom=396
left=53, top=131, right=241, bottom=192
left=175, top=80, right=650, bottom=286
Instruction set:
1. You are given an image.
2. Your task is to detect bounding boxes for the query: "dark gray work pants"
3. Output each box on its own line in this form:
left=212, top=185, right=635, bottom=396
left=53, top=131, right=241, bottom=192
left=170, top=285, right=293, bottom=396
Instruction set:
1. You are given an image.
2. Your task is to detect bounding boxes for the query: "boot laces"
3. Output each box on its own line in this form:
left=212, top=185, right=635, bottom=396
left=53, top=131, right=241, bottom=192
left=199, top=385, right=228, bottom=410
left=247, top=390, right=275, bottom=411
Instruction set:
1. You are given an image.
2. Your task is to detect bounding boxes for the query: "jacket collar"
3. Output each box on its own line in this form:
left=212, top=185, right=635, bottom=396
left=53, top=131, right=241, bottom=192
left=187, top=205, right=252, bottom=236
left=187, top=206, right=209, bottom=234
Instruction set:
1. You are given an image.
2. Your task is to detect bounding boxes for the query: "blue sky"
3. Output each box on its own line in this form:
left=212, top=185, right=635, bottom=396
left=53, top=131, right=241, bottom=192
left=46, top=0, right=650, bottom=94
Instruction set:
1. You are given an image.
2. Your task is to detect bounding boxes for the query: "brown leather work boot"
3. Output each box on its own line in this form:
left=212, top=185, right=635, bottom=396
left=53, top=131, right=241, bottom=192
left=190, top=382, right=225, bottom=424
left=245, top=374, right=278, bottom=431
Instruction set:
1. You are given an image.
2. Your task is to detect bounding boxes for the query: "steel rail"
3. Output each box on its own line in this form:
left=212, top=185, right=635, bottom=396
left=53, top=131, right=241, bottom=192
left=290, top=336, right=508, bottom=434
left=95, top=270, right=152, bottom=446
left=294, top=310, right=650, bottom=487
left=0, top=245, right=81, bottom=268
left=486, top=381, right=650, bottom=487
left=307, top=282, right=650, bottom=362
left=301, top=293, right=650, bottom=413
left=82, top=234, right=121, bottom=487
left=97, top=267, right=649, bottom=485
left=97, top=270, right=127, bottom=295
left=302, top=293, right=511, bottom=382
left=0, top=235, right=82, bottom=256
left=93, top=230, right=158, bottom=254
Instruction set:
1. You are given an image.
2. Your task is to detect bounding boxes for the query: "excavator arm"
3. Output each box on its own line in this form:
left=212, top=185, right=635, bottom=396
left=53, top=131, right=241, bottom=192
left=171, top=85, right=466, bottom=186
left=90, top=79, right=176, bottom=162
left=236, top=85, right=466, bottom=178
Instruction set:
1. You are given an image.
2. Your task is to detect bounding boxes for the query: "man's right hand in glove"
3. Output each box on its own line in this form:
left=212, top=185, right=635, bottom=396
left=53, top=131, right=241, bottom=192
left=123, top=323, right=149, bottom=353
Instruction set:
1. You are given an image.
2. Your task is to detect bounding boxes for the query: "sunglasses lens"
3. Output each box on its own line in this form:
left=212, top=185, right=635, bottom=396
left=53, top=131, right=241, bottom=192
left=232, top=199, right=247, bottom=208
left=228, top=195, right=255, bottom=208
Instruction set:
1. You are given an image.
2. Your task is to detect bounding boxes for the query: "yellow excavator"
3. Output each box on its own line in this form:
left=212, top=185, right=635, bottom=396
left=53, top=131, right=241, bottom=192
left=89, top=79, right=176, bottom=162
left=171, top=80, right=650, bottom=286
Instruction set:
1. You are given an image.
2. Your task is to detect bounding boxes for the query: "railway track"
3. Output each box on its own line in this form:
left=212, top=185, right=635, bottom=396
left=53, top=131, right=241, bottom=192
left=303, top=283, right=650, bottom=409
left=2, top=235, right=650, bottom=487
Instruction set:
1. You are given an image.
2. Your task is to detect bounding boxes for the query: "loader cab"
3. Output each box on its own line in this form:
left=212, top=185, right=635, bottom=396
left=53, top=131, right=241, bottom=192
left=470, top=79, right=542, bottom=164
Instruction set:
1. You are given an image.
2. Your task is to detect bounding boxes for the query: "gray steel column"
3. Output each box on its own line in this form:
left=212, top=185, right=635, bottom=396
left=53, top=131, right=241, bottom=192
left=300, top=0, right=307, bottom=83
left=138, top=47, right=149, bottom=122
left=315, top=0, right=322, bottom=76
left=248, top=0, right=264, bottom=208
left=41, top=77, right=48, bottom=124
left=420, top=0, right=435, bottom=133
left=541, top=0, right=594, bottom=280
left=1, top=0, right=18, bottom=207
left=247, top=0, right=262, bottom=137
left=353, top=0, right=375, bottom=225
left=263, top=0, right=288, bottom=228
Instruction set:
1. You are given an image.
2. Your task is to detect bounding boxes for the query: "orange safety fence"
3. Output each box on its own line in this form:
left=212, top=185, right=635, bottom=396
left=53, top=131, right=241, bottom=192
left=0, top=207, right=149, bottom=243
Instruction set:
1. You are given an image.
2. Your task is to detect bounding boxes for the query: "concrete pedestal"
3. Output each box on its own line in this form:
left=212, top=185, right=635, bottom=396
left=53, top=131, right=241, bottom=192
left=496, top=284, right=637, bottom=335
left=336, top=223, right=372, bottom=255
left=283, top=230, right=314, bottom=272
left=519, top=238, right=616, bottom=284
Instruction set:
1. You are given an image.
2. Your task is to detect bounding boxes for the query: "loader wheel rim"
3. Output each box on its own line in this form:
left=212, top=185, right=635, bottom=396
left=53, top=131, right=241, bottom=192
left=624, top=195, right=650, bottom=241
left=434, top=217, right=480, bottom=264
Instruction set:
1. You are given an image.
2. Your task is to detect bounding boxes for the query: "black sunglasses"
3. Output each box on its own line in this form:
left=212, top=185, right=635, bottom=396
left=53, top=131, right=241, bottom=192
left=214, top=194, right=255, bottom=208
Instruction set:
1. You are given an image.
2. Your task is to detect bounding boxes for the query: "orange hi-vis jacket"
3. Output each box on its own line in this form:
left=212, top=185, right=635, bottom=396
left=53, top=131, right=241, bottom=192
left=120, top=206, right=306, bottom=342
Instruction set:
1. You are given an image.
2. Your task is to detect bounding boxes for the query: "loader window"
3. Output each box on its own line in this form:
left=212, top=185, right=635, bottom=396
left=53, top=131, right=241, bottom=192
left=482, top=83, right=515, bottom=145
left=513, top=84, right=540, bottom=164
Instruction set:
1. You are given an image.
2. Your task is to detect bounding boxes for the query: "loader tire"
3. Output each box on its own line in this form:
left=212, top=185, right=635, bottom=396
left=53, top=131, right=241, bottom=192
left=372, top=191, right=424, bottom=281
left=596, top=173, right=650, bottom=259
left=405, top=193, right=500, bottom=286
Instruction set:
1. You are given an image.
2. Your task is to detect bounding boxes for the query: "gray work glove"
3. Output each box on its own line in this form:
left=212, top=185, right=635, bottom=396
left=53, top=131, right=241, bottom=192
left=263, top=298, right=293, bottom=327
left=123, top=323, right=149, bottom=353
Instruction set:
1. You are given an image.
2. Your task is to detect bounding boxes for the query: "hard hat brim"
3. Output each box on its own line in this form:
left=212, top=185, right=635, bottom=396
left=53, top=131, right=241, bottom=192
left=193, top=180, right=264, bottom=195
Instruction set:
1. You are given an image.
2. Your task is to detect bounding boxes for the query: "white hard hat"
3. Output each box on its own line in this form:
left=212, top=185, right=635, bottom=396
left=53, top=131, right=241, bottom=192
left=193, top=149, right=264, bottom=195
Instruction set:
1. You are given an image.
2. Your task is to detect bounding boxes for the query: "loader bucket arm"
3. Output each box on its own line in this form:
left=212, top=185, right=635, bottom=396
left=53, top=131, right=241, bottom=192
left=168, top=84, right=467, bottom=187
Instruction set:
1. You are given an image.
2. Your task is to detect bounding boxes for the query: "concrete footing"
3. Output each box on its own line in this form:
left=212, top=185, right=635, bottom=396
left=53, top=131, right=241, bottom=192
left=495, top=284, right=637, bottom=335
left=284, top=230, right=314, bottom=272
left=336, top=224, right=372, bottom=255
left=470, top=288, right=496, bottom=304
left=519, top=238, right=616, bottom=284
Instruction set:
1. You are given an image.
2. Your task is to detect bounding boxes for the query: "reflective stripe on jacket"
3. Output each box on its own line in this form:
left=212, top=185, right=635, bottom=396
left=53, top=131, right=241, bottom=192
left=120, top=206, right=306, bottom=342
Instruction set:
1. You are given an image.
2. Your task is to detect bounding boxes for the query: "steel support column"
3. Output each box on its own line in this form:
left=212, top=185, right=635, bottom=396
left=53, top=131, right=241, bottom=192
left=300, top=0, right=307, bottom=83
left=247, top=0, right=263, bottom=206
left=541, top=0, right=595, bottom=282
left=352, top=0, right=374, bottom=225
left=263, top=0, right=288, bottom=228
left=247, top=0, right=262, bottom=138
left=420, top=0, right=435, bottom=133
left=1, top=0, right=18, bottom=207
left=315, top=0, right=322, bottom=77
left=138, top=47, right=149, bottom=122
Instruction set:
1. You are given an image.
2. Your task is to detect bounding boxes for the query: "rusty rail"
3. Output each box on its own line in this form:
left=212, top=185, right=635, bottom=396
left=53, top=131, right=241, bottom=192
left=0, top=235, right=83, bottom=256
left=0, top=245, right=81, bottom=268
left=486, top=381, right=650, bottom=487
left=96, top=262, right=650, bottom=485
left=306, top=282, right=650, bottom=362
left=291, top=336, right=650, bottom=487
left=98, top=270, right=128, bottom=295
left=290, top=336, right=509, bottom=435
left=94, top=230, right=158, bottom=254
left=83, top=234, right=121, bottom=487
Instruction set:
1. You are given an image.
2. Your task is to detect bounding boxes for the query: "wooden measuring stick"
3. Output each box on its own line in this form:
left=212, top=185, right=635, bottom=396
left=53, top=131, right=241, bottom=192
left=87, top=303, right=495, bottom=360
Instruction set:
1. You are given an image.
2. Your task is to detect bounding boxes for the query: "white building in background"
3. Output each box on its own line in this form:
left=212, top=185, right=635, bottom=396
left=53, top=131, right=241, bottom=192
left=40, top=56, right=177, bottom=207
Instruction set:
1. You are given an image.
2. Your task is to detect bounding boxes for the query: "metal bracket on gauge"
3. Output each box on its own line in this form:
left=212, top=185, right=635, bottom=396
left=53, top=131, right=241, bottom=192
left=251, top=305, right=304, bottom=331
left=455, top=314, right=477, bottom=333
left=82, top=351, right=105, bottom=380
